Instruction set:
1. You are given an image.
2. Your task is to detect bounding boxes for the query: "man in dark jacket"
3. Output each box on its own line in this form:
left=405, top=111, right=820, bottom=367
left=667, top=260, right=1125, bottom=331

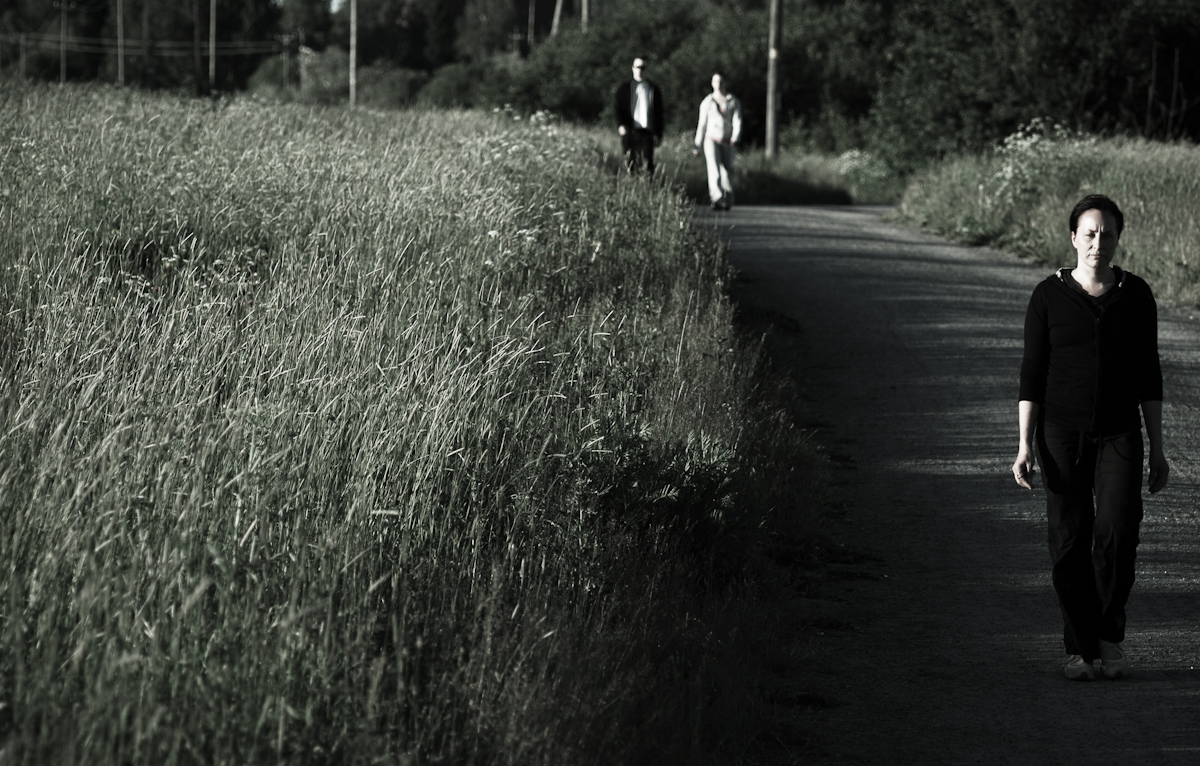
left=614, top=56, right=664, bottom=175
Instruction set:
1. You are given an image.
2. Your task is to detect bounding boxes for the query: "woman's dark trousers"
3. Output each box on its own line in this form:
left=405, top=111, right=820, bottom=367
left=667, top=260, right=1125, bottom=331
left=1037, top=422, right=1144, bottom=662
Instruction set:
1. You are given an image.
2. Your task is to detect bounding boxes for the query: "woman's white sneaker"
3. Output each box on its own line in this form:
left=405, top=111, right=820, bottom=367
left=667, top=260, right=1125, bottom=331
left=1064, top=655, right=1097, bottom=681
left=1099, top=640, right=1129, bottom=679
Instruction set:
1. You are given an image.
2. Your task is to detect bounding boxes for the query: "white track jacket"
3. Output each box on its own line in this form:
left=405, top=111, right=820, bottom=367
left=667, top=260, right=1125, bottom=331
left=694, top=93, right=743, bottom=147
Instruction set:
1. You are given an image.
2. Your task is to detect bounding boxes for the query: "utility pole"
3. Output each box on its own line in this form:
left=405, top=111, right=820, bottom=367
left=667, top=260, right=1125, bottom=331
left=58, top=0, right=67, bottom=84
left=349, top=0, right=357, bottom=107
left=193, top=0, right=202, bottom=94
left=280, top=34, right=290, bottom=92
left=582, top=0, right=589, bottom=33
left=765, top=0, right=782, bottom=161
left=142, top=0, right=150, bottom=86
left=551, top=0, right=564, bottom=36
left=527, top=0, right=535, bottom=48
left=209, top=0, right=216, bottom=91
left=117, top=0, right=125, bottom=85
left=19, top=34, right=26, bottom=79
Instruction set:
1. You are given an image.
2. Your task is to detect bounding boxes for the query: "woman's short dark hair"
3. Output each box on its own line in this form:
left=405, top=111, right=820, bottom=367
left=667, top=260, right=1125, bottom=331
left=1069, top=194, right=1124, bottom=236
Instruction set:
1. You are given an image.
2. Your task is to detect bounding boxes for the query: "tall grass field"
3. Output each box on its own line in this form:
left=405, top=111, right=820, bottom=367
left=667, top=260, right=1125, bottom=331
left=0, top=84, right=820, bottom=764
left=897, top=121, right=1200, bottom=306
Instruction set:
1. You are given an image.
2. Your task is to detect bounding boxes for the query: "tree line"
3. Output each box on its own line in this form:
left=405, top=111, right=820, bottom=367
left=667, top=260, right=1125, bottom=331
left=2, top=0, right=1198, bottom=170
left=0, top=0, right=281, bottom=89
left=0, top=1, right=607, bottom=88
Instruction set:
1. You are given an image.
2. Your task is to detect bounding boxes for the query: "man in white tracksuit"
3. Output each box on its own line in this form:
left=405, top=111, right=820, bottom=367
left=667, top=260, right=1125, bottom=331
left=693, top=73, right=743, bottom=211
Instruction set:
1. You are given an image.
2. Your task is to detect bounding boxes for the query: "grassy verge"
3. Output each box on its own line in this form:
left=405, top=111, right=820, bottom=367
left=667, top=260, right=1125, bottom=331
left=896, top=123, right=1200, bottom=305
left=0, top=84, right=822, bottom=764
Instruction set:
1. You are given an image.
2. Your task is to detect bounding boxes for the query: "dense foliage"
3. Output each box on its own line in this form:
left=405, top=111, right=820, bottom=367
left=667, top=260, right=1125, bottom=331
left=399, top=0, right=1200, bottom=169
left=4, top=0, right=1200, bottom=170
left=872, top=0, right=1200, bottom=170
left=415, top=0, right=886, bottom=155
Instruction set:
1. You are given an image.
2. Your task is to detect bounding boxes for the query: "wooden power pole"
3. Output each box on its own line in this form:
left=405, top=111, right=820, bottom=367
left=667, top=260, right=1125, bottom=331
left=551, top=0, right=564, bottom=36
left=117, top=0, right=125, bottom=85
left=528, top=0, right=536, bottom=48
left=349, top=0, right=357, bottom=107
left=142, top=0, right=150, bottom=86
left=57, top=0, right=66, bottom=85
left=193, top=0, right=202, bottom=94
left=765, top=0, right=782, bottom=161
left=209, top=0, right=216, bottom=90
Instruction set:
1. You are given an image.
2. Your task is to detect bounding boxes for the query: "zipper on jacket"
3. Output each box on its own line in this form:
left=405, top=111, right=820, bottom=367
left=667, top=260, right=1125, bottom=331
left=1091, top=314, right=1101, bottom=433
left=1090, top=282, right=1127, bottom=433
left=1056, top=268, right=1126, bottom=434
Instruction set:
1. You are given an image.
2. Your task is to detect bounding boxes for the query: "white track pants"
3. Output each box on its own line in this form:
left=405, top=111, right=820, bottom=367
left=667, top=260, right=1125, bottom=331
left=703, top=140, right=736, bottom=206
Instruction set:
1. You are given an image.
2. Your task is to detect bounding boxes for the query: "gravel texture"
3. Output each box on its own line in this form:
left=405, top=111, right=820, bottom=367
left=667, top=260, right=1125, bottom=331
left=703, top=204, right=1200, bottom=765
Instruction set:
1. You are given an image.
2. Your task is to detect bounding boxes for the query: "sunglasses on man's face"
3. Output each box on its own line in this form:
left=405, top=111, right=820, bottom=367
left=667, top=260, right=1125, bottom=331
left=633, top=65, right=646, bottom=69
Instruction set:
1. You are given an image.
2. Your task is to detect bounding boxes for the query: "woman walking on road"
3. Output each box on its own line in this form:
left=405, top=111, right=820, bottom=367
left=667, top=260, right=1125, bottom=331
left=693, top=73, right=742, bottom=211
left=1012, top=194, right=1170, bottom=681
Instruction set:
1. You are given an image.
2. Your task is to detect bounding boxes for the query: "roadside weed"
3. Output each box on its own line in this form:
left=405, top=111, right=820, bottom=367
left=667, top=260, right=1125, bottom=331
left=899, top=123, right=1200, bottom=304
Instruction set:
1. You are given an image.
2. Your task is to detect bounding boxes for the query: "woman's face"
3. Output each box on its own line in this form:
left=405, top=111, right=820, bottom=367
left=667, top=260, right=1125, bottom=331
left=1071, top=208, right=1119, bottom=270
left=711, top=74, right=724, bottom=94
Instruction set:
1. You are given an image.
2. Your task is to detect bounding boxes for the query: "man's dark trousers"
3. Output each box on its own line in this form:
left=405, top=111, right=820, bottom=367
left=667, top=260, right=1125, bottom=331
left=623, top=128, right=655, bottom=175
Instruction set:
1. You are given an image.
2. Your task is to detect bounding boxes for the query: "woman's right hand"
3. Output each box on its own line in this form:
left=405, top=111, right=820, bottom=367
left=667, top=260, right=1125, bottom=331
left=1013, top=401, right=1040, bottom=490
left=1013, top=449, right=1037, bottom=489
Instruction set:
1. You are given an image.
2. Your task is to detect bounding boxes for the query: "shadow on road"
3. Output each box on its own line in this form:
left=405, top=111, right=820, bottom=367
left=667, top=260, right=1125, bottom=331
left=702, top=204, right=1200, bottom=765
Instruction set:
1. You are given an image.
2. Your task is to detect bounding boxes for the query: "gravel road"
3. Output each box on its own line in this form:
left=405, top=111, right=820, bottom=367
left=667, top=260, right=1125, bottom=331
left=703, top=205, right=1200, bottom=765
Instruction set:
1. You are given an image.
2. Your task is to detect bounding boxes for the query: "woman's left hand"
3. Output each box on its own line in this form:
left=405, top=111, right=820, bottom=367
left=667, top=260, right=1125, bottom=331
left=1148, top=449, right=1170, bottom=493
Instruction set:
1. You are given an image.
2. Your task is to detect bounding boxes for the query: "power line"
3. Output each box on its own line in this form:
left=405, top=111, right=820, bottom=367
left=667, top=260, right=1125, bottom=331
left=1, top=32, right=281, bottom=57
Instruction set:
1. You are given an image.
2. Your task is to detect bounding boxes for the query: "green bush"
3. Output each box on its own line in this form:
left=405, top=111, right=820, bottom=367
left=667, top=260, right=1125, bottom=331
left=252, top=48, right=429, bottom=107
left=298, top=46, right=351, bottom=104
left=247, top=55, right=292, bottom=98
left=355, top=63, right=430, bottom=107
left=414, top=60, right=504, bottom=108
left=898, top=122, right=1200, bottom=305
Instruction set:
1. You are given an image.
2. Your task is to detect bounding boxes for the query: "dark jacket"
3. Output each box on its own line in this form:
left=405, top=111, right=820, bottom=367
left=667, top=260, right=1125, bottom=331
left=1019, top=267, right=1163, bottom=434
left=614, top=79, right=664, bottom=138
